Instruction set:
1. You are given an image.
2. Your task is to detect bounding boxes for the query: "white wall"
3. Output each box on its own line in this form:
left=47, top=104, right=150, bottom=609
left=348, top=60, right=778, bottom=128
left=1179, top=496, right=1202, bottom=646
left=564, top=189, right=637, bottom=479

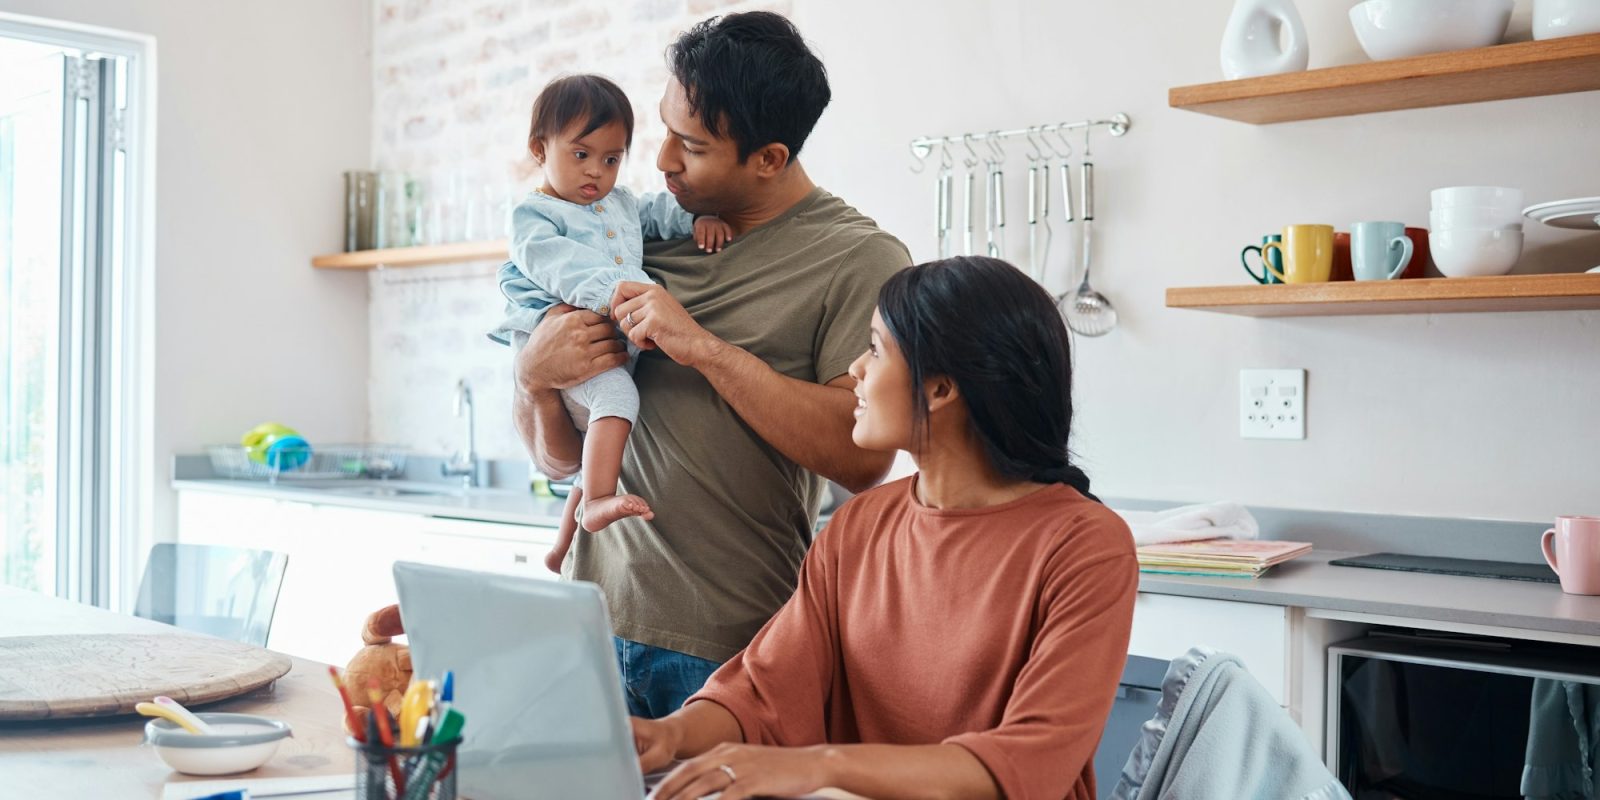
left=0, top=1, right=373, bottom=572
left=790, top=0, right=1600, bottom=522
left=363, top=0, right=1596, bottom=523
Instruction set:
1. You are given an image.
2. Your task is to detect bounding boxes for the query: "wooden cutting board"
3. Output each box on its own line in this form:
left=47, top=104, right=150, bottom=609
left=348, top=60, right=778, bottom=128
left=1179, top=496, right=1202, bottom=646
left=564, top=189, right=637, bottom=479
left=0, top=633, right=292, bottom=720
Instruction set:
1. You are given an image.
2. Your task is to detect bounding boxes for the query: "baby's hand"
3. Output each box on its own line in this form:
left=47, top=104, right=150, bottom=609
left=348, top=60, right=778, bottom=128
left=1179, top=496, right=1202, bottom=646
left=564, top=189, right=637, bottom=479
left=694, top=216, right=733, bottom=253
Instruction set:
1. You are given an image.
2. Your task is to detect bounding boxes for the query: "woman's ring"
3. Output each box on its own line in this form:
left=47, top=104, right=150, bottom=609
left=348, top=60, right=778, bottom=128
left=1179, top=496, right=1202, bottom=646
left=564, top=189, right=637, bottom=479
left=719, top=764, right=737, bottom=784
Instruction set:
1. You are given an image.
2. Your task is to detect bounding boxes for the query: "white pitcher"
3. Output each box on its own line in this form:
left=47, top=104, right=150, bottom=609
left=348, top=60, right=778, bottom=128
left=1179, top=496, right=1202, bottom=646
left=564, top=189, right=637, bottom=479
left=1220, top=0, right=1310, bottom=80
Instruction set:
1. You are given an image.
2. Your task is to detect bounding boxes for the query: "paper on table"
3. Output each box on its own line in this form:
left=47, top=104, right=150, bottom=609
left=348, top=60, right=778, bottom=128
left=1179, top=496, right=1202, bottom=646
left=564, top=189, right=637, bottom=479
left=161, top=774, right=355, bottom=800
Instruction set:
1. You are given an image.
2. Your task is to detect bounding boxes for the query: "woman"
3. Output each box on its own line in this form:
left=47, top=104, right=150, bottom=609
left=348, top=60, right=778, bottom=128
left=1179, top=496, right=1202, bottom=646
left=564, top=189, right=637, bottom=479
left=633, top=256, right=1138, bottom=800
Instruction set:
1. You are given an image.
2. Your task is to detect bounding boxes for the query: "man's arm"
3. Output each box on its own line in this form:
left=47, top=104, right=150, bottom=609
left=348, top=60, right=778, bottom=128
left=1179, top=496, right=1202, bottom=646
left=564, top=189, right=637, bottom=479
left=511, top=305, right=629, bottom=479
left=609, top=282, right=892, bottom=493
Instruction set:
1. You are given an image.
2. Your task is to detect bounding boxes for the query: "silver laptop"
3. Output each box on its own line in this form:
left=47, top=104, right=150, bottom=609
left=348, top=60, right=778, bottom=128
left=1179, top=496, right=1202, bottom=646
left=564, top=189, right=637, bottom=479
left=393, top=561, right=647, bottom=800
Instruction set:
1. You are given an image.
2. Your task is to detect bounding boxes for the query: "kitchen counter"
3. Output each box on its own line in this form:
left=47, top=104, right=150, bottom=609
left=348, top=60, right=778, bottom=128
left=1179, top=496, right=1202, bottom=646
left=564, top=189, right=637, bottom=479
left=172, top=477, right=572, bottom=527
left=1140, top=550, right=1600, bottom=640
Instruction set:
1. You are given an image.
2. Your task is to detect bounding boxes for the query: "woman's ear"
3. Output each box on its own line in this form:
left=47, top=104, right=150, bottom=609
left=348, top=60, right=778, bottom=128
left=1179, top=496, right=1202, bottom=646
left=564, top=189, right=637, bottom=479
left=529, top=137, right=546, bottom=165
left=924, top=375, right=961, bottom=415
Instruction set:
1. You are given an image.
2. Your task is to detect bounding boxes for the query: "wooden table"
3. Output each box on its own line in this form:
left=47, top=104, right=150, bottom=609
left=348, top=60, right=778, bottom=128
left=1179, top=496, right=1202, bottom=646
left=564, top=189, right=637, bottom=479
left=0, top=586, right=351, bottom=798
left=0, top=587, right=866, bottom=799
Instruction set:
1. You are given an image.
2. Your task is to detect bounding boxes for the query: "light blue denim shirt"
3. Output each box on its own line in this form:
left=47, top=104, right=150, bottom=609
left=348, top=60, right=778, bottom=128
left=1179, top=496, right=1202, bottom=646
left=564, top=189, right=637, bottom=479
left=488, top=185, right=695, bottom=345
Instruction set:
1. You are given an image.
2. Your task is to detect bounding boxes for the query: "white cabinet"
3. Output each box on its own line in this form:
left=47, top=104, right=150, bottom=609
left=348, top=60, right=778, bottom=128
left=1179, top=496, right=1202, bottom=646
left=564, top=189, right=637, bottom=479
left=1129, top=593, right=1292, bottom=705
left=175, top=490, right=557, bottom=666
left=416, top=516, right=560, bottom=582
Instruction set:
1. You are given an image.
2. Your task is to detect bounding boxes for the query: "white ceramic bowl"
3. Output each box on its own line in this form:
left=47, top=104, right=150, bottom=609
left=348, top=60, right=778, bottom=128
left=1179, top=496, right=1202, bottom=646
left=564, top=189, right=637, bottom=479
left=1351, top=0, right=1513, bottom=60
left=1431, top=185, right=1525, bottom=210
left=1430, top=228, right=1523, bottom=277
left=145, top=713, right=292, bottom=776
left=1430, top=206, right=1523, bottom=230
left=1534, top=0, right=1600, bottom=40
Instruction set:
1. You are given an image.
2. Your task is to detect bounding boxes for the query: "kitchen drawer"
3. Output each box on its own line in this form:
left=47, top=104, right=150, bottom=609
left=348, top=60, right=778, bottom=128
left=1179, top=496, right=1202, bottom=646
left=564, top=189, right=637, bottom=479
left=1129, top=593, right=1290, bottom=705
left=416, top=528, right=557, bottom=581
left=418, top=516, right=559, bottom=545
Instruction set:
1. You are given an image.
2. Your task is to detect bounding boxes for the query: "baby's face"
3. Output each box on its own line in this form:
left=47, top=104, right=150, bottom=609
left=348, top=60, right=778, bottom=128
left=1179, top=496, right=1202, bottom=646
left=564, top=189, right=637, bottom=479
left=539, top=120, right=627, bottom=205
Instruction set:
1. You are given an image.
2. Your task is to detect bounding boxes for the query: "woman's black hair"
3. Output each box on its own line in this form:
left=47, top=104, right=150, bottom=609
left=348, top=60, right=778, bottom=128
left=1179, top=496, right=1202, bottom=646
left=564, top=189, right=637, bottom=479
left=876, top=256, right=1098, bottom=502
left=528, top=74, right=634, bottom=151
left=666, top=11, right=830, bottom=165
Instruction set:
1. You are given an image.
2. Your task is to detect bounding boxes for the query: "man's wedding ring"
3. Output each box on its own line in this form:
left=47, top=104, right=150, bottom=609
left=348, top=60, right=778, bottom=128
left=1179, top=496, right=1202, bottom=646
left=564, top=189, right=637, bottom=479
left=625, top=312, right=635, bottom=328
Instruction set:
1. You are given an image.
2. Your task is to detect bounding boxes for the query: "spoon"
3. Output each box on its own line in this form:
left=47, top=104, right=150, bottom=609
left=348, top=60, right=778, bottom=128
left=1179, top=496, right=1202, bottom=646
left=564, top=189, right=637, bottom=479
left=1061, top=159, right=1118, bottom=337
left=136, top=695, right=216, bottom=735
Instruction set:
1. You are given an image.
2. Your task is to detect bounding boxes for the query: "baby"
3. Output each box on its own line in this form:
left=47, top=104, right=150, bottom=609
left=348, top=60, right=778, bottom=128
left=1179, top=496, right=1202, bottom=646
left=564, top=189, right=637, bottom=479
left=488, top=74, right=731, bottom=572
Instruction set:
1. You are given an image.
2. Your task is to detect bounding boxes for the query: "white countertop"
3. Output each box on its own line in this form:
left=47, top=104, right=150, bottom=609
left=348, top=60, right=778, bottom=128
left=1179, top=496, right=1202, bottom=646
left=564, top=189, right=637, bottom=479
left=172, top=478, right=571, bottom=527
left=1141, top=550, right=1600, bottom=639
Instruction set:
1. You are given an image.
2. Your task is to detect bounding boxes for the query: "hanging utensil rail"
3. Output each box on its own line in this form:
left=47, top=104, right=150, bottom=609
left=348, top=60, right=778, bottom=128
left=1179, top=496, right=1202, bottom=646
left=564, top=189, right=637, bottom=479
left=907, top=114, right=1130, bottom=168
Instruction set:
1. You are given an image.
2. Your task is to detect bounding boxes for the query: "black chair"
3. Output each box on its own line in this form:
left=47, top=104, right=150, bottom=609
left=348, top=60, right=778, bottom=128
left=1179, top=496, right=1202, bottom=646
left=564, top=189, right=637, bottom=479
left=133, top=543, right=288, bottom=647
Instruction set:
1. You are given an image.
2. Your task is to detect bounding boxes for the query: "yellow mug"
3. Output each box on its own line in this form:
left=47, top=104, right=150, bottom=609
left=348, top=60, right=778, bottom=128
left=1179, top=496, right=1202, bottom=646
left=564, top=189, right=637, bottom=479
left=1261, top=225, right=1335, bottom=284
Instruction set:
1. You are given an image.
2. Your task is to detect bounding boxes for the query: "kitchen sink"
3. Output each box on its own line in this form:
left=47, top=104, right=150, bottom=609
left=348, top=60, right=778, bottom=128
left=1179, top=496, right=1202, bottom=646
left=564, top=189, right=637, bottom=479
left=318, top=483, right=466, bottom=498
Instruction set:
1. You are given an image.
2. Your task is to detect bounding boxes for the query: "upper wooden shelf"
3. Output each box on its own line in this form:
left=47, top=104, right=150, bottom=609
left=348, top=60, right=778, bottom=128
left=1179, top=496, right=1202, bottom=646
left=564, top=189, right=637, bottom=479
left=1169, top=33, right=1600, bottom=124
left=311, top=240, right=508, bottom=270
left=1166, top=273, right=1600, bottom=317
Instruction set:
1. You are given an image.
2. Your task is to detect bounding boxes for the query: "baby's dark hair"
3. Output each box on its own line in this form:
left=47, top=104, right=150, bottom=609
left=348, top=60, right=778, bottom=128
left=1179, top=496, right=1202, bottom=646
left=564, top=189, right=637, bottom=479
left=527, top=74, right=634, bottom=153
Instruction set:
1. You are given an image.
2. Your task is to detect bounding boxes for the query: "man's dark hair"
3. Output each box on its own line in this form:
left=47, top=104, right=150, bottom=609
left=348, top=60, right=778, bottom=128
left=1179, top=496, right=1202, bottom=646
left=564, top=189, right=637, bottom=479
left=667, top=12, right=830, bottom=164
left=528, top=74, right=634, bottom=151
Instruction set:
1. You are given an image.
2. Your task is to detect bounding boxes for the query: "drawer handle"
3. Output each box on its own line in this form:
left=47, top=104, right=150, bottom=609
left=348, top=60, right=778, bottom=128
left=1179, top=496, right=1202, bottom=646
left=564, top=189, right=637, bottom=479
left=513, top=554, right=528, bottom=564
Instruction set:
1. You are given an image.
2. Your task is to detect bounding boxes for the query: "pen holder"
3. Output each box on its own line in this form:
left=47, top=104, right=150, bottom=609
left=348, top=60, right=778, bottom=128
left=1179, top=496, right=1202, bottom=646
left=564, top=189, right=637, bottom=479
left=349, top=736, right=460, bottom=800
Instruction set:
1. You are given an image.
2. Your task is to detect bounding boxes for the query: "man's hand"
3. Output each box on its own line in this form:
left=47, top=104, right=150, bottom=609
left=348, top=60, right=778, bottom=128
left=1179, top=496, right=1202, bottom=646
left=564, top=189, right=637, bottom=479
left=610, top=282, right=720, bottom=368
left=515, top=304, right=628, bottom=393
left=694, top=216, right=734, bottom=253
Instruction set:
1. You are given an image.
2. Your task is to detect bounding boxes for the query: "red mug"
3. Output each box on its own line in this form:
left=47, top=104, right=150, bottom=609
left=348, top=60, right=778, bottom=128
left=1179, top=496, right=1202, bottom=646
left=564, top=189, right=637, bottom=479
left=1542, top=516, right=1600, bottom=595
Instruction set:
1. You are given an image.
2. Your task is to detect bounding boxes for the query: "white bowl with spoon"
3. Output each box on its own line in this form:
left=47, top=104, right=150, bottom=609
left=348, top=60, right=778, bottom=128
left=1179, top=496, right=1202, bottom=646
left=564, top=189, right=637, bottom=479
left=139, top=696, right=293, bottom=775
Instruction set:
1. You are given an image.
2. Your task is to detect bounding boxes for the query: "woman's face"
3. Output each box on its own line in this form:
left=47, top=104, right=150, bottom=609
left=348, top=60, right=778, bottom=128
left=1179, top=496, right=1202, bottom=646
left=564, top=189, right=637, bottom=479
left=847, top=310, right=917, bottom=452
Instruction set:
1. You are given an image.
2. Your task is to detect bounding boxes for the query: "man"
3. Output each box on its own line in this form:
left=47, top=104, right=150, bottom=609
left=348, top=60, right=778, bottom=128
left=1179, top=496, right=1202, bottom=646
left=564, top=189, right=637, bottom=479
left=513, top=12, right=910, bottom=719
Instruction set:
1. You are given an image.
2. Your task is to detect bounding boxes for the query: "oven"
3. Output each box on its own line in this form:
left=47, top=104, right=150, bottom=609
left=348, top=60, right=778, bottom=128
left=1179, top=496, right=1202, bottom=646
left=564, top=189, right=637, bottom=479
left=1328, top=632, right=1600, bottom=799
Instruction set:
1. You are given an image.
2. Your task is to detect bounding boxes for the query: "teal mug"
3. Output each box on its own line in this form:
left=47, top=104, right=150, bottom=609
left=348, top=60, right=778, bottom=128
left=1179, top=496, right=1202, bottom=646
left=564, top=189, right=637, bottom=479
left=1241, top=234, right=1284, bottom=284
left=1350, top=221, right=1415, bottom=281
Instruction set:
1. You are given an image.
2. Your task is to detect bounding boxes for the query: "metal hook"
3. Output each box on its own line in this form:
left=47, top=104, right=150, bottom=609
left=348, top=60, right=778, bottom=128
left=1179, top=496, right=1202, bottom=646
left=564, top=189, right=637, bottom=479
left=1023, top=126, right=1047, bottom=163
left=1081, top=123, right=1093, bottom=160
left=961, top=134, right=980, bottom=168
left=1047, top=123, right=1075, bottom=161
left=938, top=141, right=953, bottom=171
left=986, top=131, right=1006, bottom=164
left=909, top=140, right=933, bottom=174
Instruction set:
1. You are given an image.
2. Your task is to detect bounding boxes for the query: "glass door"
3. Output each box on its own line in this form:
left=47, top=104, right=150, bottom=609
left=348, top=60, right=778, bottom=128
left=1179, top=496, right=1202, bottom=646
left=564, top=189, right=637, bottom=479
left=0, top=37, right=65, bottom=594
left=0, top=32, right=129, bottom=602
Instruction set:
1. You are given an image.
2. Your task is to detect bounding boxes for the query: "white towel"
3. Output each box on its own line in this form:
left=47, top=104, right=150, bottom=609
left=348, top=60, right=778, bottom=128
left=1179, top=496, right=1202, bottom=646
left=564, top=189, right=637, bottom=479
left=1113, top=502, right=1260, bottom=546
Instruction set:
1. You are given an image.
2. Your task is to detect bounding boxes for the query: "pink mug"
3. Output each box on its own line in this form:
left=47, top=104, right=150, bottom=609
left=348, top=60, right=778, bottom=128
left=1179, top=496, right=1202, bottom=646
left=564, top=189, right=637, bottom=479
left=1541, top=516, right=1600, bottom=595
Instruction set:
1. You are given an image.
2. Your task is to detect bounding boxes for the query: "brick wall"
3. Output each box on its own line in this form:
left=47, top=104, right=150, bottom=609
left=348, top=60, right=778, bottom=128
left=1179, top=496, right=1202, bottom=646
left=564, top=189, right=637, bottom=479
left=368, top=0, right=791, bottom=461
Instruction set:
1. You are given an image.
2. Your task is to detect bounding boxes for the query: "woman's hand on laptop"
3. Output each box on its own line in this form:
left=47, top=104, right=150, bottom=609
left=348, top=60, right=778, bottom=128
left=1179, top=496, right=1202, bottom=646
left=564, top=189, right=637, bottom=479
left=650, top=742, right=833, bottom=800
left=611, top=282, right=723, bottom=369
left=632, top=715, right=685, bottom=775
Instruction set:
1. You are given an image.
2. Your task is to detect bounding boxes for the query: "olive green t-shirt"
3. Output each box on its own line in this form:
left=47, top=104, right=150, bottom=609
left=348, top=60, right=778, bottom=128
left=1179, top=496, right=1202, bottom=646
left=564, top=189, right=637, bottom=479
left=566, top=187, right=911, bottom=662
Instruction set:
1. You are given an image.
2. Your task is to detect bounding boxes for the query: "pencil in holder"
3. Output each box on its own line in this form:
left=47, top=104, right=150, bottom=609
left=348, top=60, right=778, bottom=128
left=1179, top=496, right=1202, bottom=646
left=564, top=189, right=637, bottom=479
left=350, top=736, right=460, bottom=800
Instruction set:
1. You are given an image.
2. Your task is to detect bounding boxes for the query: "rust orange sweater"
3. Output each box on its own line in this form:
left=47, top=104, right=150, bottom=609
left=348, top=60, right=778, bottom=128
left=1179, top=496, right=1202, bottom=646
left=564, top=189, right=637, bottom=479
left=689, top=476, right=1138, bottom=800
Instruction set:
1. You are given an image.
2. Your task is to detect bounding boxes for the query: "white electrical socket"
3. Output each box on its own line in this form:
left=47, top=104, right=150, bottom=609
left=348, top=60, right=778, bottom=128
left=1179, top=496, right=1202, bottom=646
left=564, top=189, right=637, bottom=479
left=1240, top=368, right=1306, bottom=440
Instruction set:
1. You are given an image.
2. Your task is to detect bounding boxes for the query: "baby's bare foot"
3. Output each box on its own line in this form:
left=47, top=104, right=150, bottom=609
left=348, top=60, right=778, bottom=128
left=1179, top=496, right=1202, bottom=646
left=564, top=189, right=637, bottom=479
left=582, top=494, right=654, bottom=532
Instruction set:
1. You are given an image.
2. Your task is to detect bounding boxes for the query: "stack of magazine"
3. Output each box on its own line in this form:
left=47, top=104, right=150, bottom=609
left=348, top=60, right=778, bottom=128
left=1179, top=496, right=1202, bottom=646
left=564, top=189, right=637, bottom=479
left=1136, top=539, right=1312, bottom=578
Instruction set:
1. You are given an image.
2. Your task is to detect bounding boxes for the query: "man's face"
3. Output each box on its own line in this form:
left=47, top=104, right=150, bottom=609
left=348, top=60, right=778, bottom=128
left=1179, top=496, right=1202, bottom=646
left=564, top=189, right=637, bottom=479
left=655, top=79, right=757, bottom=217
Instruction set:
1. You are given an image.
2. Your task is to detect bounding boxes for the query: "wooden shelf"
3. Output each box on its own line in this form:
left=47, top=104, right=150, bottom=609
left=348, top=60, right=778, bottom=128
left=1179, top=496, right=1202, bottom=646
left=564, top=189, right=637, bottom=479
left=1166, top=273, right=1600, bottom=317
left=311, top=240, right=508, bottom=270
left=1169, top=33, right=1600, bottom=124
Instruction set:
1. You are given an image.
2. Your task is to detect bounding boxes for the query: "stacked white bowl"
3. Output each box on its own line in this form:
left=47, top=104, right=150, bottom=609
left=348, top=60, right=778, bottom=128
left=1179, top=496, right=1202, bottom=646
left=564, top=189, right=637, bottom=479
left=1429, top=186, right=1524, bottom=277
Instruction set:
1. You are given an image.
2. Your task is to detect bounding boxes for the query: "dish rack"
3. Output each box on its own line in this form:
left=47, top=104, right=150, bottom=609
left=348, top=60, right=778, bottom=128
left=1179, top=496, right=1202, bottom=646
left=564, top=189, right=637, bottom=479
left=207, top=444, right=408, bottom=483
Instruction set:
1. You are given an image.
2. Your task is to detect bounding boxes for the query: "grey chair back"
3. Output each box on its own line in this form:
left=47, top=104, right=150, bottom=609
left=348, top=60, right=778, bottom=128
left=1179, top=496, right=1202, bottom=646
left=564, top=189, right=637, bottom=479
left=133, top=543, right=288, bottom=647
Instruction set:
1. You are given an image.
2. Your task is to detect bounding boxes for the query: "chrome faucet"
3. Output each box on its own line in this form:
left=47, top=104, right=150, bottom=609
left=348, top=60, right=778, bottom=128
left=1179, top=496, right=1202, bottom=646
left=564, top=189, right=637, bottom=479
left=442, top=378, right=480, bottom=488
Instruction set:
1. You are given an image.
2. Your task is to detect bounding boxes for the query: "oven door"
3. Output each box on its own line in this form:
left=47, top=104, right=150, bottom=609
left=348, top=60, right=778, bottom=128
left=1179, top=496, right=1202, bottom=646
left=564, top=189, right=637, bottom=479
left=1329, top=634, right=1600, bottom=799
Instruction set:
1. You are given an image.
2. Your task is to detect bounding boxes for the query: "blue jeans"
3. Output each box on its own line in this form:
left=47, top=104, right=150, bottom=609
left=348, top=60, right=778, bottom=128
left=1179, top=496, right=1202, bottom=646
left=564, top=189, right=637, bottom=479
left=613, top=637, right=722, bottom=720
